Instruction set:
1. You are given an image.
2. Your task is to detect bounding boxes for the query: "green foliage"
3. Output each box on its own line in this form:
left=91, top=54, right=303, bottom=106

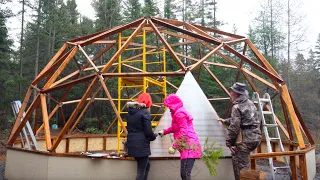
left=86, top=127, right=104, bottom=134
left=200, top=137, right=223, bottom=176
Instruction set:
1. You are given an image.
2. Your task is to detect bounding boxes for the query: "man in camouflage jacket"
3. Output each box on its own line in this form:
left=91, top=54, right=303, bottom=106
left=219, top=82, right=261, bottom=180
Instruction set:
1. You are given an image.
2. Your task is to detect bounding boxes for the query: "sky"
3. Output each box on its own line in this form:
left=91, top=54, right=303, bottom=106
left=5, top=0, right=320, bottom=56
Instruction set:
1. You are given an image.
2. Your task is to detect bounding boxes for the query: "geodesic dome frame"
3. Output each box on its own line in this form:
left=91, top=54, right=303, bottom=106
left=8, top=17, right=314, bottom=156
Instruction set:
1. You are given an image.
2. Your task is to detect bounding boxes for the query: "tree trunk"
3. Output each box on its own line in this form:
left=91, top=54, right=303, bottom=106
left=34, top=0, right=41, bottom=101
left=19, top=0, right=25, bottom=99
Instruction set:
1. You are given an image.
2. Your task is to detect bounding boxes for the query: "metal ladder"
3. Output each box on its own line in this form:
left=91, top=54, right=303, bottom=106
left=252, top=92, right=290, bottom=180
left=11, top=100, right=40, bottom=150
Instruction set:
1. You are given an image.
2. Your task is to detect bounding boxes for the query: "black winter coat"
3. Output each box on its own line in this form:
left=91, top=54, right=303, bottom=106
left=126, top=102, right=156, bottom=157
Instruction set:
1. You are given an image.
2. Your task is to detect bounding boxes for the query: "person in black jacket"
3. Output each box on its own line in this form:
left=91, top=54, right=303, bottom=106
left=126, top=93, right=157, bottom=180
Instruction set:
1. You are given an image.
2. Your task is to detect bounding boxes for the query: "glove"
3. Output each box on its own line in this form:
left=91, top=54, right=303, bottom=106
left=168, top=146, right=176, bottom=154
left=158, top=130, right=164, bottom=137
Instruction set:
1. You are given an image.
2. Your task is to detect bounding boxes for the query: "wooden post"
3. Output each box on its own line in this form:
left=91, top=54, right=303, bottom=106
left=299, top=154, right=308, bottom=180
left=40, top=94, right=52, bottom=150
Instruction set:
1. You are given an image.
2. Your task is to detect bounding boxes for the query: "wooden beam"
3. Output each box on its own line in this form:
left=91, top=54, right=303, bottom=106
left=224, top=45, right=283, bottom=83
left=36, top=105, right=60, bottom=136
left=40, top=94, right=52, bottom=150
left=190, top=43, right=224, bottom=71
left=280, top=97, right=294, bottom=141
left=203, top=65, right=231, bottom=97
left=80, top=18, right=144, bottom=46
left=33, top=44, right=68, bottom=85
left=43, top=74, right=95, bottom=93
left=175, top=52, right=237, bottom=68
left=246, top=40, right=281, bottom=78
left=299, top=154, right=308, bottom=180
left=101, top=72, right=185, bottom=77
left=250, top=145, right=314, bottom=158
left=166, top=81, right=178, bottom=90
left=192, top=23, right=245, bottom=39
left=149, top=19, right=186, bottom=71
left=184, top=23, right=222, bottom=43
left=280, top=84, right=305, bottom=149
left=8, top=87, right=32, bottom=141
left=8, top=95, right=40, bottom=145
left=43, top=47, right=78, bottom=89
left=98, top=75, right=127, bottom=134
left=151, top=17, right=221, bottom=46
left=241, top=68, right=277, bottom=90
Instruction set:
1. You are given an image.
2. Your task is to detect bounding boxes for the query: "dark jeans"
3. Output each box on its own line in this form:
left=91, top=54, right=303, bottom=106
left=180, top=158, right=195, bottom=180
left=134, top=156, right=150, bottom=180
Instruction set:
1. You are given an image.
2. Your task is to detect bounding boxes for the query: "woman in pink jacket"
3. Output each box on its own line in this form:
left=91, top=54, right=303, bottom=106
left=158, top=94, right=202, bottom=180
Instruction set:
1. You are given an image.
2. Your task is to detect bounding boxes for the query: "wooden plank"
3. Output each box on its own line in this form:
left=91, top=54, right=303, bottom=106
left=33, top=44, right=68, bottom=85
left=101, top=72, right=185, bottom=77
left=203, top=65, right=231, bottom=97
left=290, top=154, right=298, bottom=180
left=43, top=47, right=78, bottom=89
left=280, top=97, right=294, bottom=140
left=299, top=154, right=308, bottom=180
left=98, top=75, right=127, bottom=134
left=33, top=48, right=73, bottom=86
left=40, top=94, right=52, bottom=150
left=224, top=45, right=283, bottom=83
left=103, top=136, right=107, bottom=151
left=9, top=87, right=32, bottom=141
left=43, top=74, right=95, bottom=93
left=250, top=145, right=315, bottom=158
left=192, top=23, right=245, bottom=39
left=241, top=68, right=277, bottom=90
left=175, top=52, right=237, bottom=68
left=36, top=105, right=60, bottom=135
left=80, top=18, right=144, bottom=46
left=190, top=43, right=224, bottom=71
left=85, top=137, right=88, bottom=151
left=151, top=17, right=221, bottom=46
left=66, top=138, right=69, bottom=153
left=225, top=38, right=247, bottom=45
left=149, top=19, right=186, bottom=71
left=184, top=23, right=221, bottom=43
left=280, top=84, right=305, bottom=149
left=8, top=95, right=40, bottom=145
left=79, top=45, right=100, bottom=72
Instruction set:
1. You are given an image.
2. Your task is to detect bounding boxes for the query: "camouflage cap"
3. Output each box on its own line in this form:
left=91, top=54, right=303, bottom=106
left=230, top=82, right=247, bottom=95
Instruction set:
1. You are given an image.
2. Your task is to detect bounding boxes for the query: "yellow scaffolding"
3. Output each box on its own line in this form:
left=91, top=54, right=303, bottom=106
left=117, top=30, right=167, bottom=152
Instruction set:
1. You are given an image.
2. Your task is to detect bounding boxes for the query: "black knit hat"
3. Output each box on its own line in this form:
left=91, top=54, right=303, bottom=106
left=230, top=82, right=247, bottom=95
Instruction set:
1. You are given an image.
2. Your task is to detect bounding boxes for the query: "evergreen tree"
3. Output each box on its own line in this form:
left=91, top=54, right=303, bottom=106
left=163, top=0, right=175, bottom=19
left=123, top=0, right=142, bottom=23
left=92, top=0, right=122, bottom=30
left=143, top=0, right=159, bottom=17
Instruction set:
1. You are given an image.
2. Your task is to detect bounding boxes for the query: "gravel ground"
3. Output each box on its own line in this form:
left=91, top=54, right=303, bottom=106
left=0, top=162, right=5, bottom=180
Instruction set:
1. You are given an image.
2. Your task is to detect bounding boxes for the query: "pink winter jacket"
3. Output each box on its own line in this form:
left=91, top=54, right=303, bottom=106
left=163, top=94, right=202, bottom=160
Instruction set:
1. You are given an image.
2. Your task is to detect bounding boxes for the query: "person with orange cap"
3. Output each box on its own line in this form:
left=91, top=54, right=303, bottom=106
left=126, top=93, right=157, bottom=180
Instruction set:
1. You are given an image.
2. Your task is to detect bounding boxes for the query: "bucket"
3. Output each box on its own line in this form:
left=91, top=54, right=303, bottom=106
left=52, top=124, right=58, bottom=129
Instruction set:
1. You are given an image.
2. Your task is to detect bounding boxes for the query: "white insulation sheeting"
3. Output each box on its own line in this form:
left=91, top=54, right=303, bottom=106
left=150, top=72, right=231, bottom=157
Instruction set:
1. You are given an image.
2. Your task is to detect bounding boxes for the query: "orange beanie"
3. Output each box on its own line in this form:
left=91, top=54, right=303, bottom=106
left=136, top=93, right=152, bottom=108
